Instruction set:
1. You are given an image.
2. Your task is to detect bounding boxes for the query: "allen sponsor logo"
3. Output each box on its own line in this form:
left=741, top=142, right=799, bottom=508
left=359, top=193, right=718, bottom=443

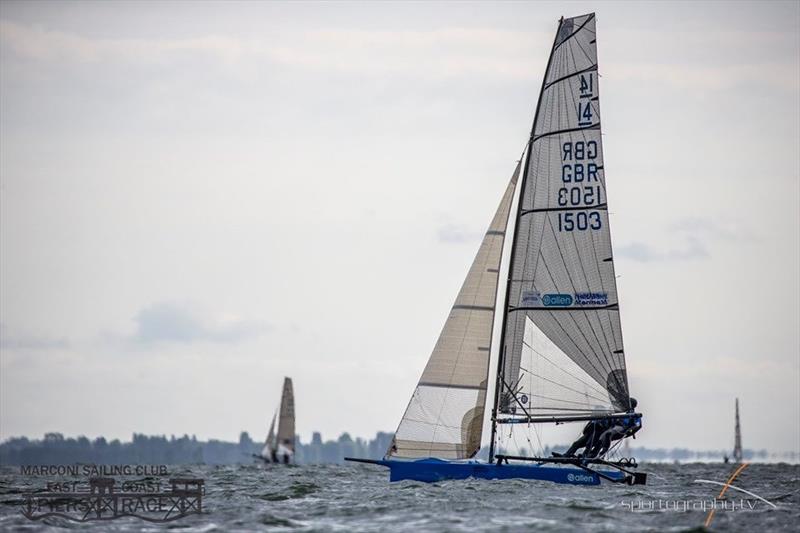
left=567, top=472, right=594, bottom=483
left=542, top=294, right=573, bottom=307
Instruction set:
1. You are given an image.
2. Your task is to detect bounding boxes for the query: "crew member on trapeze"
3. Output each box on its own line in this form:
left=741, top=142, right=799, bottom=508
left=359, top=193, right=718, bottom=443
left=554, top=398, right=641, bottom=458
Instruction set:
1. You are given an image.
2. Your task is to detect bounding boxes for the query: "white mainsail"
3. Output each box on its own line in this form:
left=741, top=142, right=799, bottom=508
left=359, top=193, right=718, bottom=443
left=388, top=163, right=520, bottom=459
left=498, top=13, right=632, bottom=421
left=276, top=377, right=295, bottom=461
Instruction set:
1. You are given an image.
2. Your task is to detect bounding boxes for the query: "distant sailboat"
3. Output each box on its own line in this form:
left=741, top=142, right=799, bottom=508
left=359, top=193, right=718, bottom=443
left=347, top=13, right=645, bottom=486
left=733, top=398, right=743, bottom=463
left=255, top=377, right=295, bottom=464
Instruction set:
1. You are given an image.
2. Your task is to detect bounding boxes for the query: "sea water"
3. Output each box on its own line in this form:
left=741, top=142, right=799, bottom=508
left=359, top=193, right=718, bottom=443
left=0, top=462, right=797, bottom=531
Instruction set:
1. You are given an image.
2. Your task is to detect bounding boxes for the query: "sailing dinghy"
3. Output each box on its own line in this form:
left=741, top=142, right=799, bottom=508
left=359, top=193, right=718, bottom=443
left=346, top=13, right=645, bottom=486
left=255, top=377, right=296, bottom=464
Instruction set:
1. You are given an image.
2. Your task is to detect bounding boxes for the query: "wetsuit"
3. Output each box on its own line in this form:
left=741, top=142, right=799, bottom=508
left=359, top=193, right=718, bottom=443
left=560, top=418, right=611, bottom=457
left=587, top=413, right=642, bottom=458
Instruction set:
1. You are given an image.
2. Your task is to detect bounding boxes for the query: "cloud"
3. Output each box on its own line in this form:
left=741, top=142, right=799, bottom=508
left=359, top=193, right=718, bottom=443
left=3, top=19, right=796, bottom=90
left=616, top=237, right=709, bottom=263
left=616, top=216, right=760, bottom=263
left=437, top=223, right=483, bottom=244
left=669, top=216, right=759, bottom=243
left=131, top=302, right=269, bottom=345
left=606, top=60, right=799, bottom=92
left=0, top=323, right=69, bottom=350
left=0, top=20, right=547, bottom=81
left=0, top=21, right=246, bottom=64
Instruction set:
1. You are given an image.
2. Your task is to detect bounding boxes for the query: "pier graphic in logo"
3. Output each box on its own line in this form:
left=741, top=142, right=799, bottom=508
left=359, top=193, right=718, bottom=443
left=21, top=476, right=204, bottom=523
left=542, top=294, right=573, bottom=307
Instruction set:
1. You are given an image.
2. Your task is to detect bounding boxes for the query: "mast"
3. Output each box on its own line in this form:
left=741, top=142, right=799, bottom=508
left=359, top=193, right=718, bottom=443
left=488, top=17, right=565, bottom=463
left=733, top=398, right=742, bottom=463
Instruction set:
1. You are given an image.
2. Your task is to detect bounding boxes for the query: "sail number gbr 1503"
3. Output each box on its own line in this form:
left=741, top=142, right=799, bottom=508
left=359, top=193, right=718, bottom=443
left=557, top=140, right=603, bottom=232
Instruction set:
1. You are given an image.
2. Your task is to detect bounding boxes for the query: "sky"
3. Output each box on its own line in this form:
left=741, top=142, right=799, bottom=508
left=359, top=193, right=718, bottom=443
left=1, top=1, right=798, bottom=454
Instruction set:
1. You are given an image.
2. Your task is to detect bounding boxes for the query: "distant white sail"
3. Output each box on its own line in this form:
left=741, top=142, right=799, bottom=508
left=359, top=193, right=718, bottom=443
left=388, top=163, right=520, bottom=459
left=498, top=13, right=631, bottom=420
left=261, top=411, right=277, bottom=459
left=733, top=398, right=742, bottom=463
left=276, top=377, right=295, bottom=461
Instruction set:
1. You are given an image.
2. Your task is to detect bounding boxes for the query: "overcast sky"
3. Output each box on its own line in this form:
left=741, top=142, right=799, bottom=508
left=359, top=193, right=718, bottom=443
left=1, top=1, right=798, bottom=454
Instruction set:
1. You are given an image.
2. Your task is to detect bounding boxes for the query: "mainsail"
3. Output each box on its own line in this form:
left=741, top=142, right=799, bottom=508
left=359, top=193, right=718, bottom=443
left=496, top=13, right=631, bottom=422
left=276, top=377, right=295, bottom=458
left=388, top=163, right=520, bottom=459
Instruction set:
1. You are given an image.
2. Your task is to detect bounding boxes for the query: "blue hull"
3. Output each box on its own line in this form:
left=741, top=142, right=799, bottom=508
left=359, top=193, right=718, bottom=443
left=360, top=458, right=625, bottom=485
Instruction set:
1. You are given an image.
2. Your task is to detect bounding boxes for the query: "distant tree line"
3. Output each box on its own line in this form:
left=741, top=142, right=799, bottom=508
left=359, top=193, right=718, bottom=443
left=0, top=432, right=789, bottom=466
left=0, top=431, right=394, bottom=466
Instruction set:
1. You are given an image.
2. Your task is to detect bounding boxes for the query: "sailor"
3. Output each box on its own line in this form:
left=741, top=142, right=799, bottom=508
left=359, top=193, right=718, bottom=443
left=554, top=417, right=611, bottom=458
left=587, top=398, right=642, bottom=458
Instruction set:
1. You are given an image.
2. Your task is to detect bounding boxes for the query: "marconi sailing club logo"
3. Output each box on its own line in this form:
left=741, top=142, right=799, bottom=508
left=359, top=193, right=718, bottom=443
left=19, top=465, right=205, bottom=523
left=521, top=290, right=609, bottom=307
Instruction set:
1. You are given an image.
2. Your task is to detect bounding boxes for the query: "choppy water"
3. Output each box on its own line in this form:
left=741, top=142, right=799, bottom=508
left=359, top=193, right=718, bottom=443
left=0, top=462, right=797, bottom=531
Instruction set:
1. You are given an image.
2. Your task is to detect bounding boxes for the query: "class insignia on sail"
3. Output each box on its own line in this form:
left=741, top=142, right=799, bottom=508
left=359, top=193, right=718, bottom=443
left=347, top=13, right=647, bottom=486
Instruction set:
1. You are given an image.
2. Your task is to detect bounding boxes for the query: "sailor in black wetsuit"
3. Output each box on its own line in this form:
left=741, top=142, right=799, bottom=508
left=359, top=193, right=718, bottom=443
left=587, top=398, right=641, bottom=458
left=555, top=418, right=610, bottom=457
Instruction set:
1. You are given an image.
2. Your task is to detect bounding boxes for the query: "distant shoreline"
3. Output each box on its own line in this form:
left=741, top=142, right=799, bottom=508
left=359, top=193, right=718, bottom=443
left=1, top=432, right=797, bottom=465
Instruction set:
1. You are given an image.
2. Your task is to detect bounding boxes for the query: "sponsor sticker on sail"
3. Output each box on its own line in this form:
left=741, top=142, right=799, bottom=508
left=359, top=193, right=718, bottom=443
left=521, top=290, right=541, bottom=306
left=522, top=291, right=605, bottom=307
left=574, top=292, right=609, bottom=306
left=542, top=294, right=573, bottom=307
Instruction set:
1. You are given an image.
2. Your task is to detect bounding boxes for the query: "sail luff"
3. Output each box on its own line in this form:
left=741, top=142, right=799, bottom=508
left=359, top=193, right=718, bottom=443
left=489, top=17, right=566, bottom=461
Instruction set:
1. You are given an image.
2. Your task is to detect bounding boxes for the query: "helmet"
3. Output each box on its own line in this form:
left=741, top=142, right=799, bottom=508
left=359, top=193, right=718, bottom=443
left=629, top=397, right=638, bottom=410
